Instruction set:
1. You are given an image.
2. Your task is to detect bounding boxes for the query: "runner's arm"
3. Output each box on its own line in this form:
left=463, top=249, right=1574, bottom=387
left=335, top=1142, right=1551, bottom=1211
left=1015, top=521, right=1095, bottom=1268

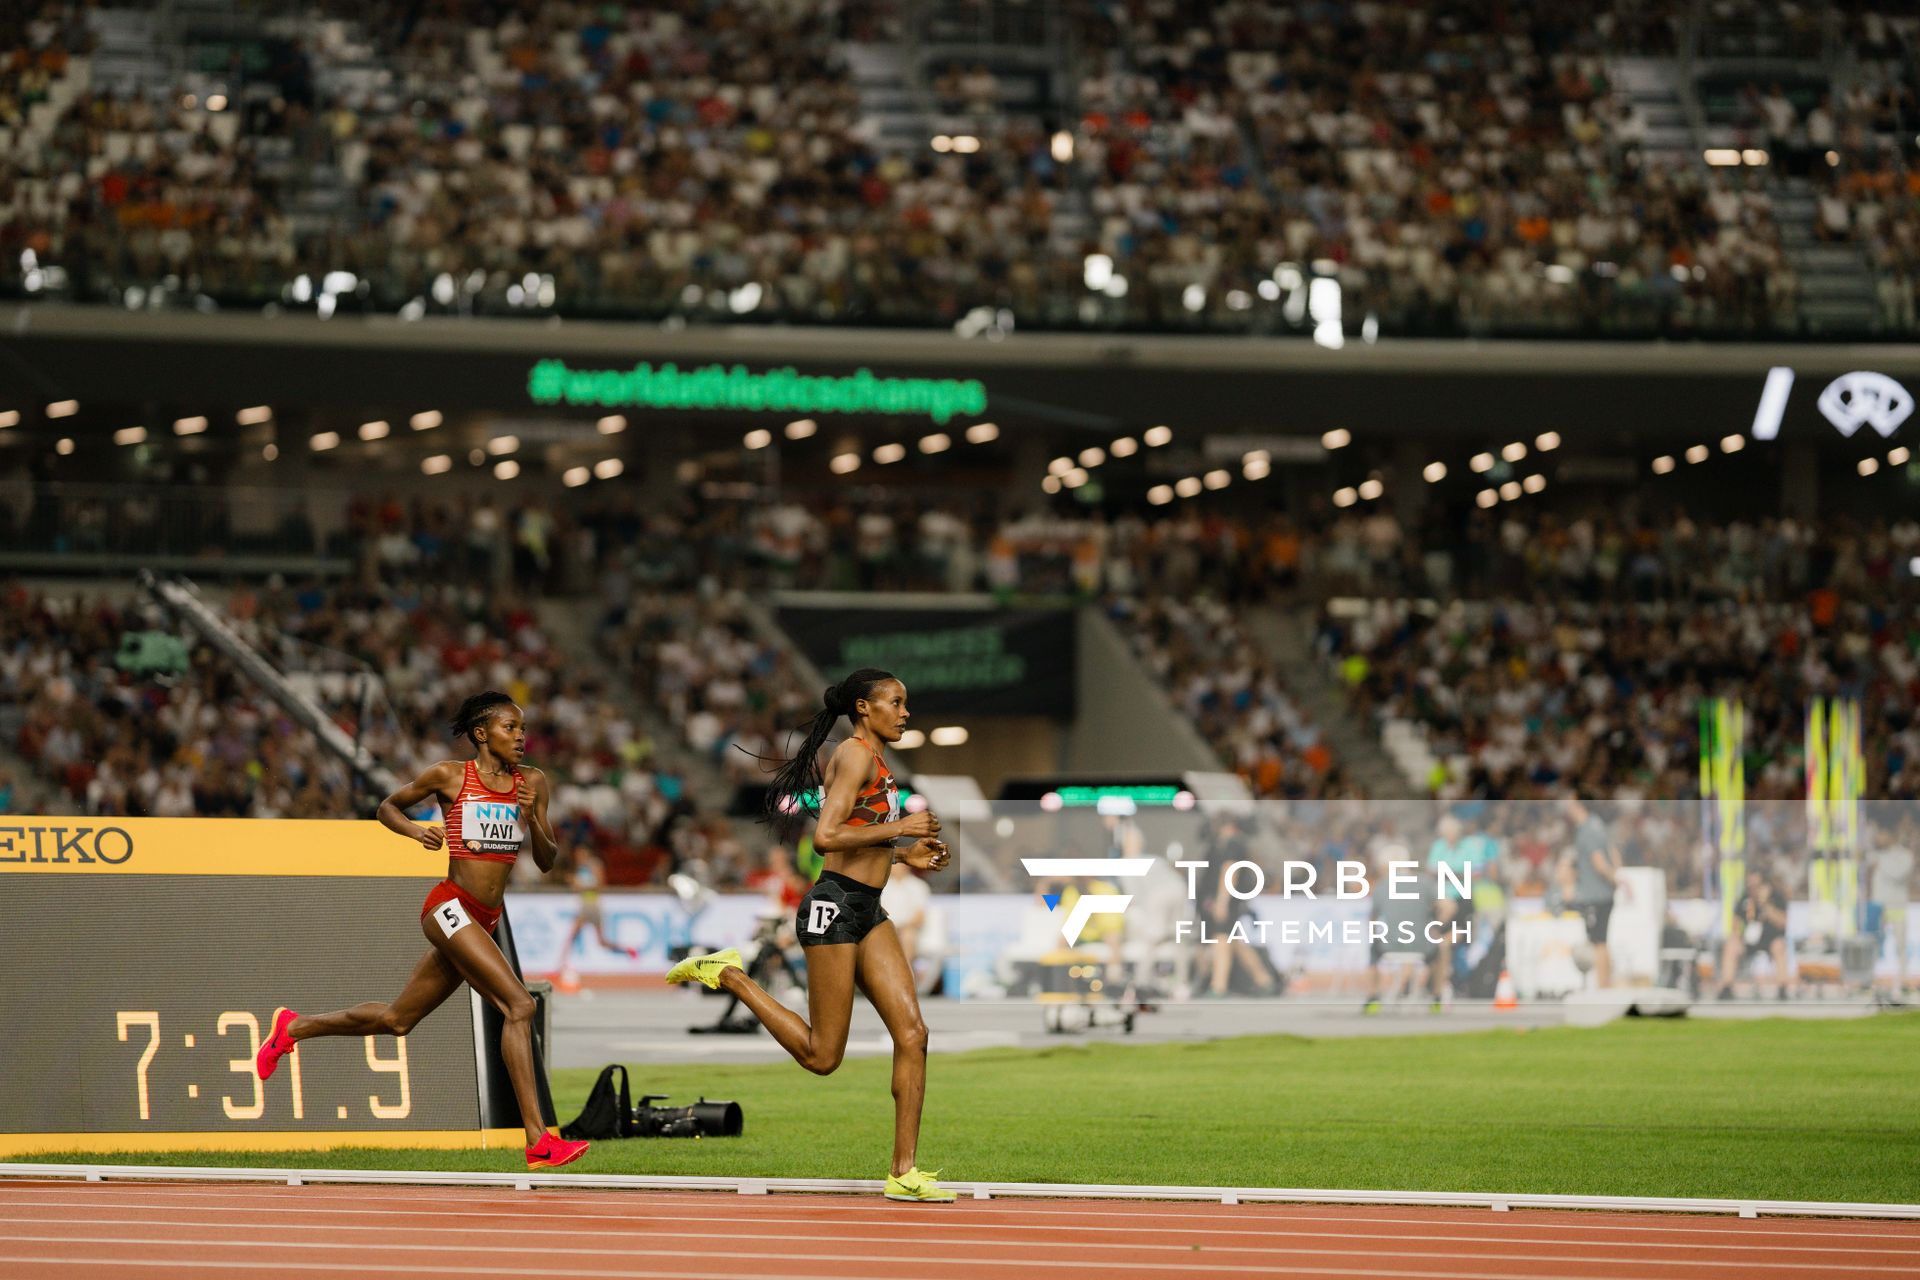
left=812, top=739, right=937, bottom=853
left=377, top=761, right=463, bottom=850
left=519, top=767, right=559, bottom=874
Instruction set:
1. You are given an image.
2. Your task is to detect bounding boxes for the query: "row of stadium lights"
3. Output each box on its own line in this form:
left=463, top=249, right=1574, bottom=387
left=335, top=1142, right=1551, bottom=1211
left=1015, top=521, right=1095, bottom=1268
left=1649, top=434, right=1750, bottom=475
left=11, top=401, right=634, bottom=486
left=341, top=410, right=631, bottom=487
left=1131, top=429, right=1560, bottom=511
left=37, top=401, right=1882, bottom=498
left=1696, top=146, right=1908, bottom=170
left=932, top=132, right=1076, bottom=163
left=1702, top=147, right=1872, bottom=170
left=2, top=401, right=236, bottom=457
left=750, top=420, right=1002, bottom=475
left=1858, top=446, right=1913, bottom=477
left=1043, top=425, right=1174, bottom=495
left=1652, top=436, right=1913, bottom=478
left=1137, top=427, right=1382, bottom=508
left=1463, top=431, right=1559, bottom=508
left=1, top=402, right=75, bottom=455
left=1324, top=429, right=1383, bottom=508
left=893, top=725, right=968, bottom=751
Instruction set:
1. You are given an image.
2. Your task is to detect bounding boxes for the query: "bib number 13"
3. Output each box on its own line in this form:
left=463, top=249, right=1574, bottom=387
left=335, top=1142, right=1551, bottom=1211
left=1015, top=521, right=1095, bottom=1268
left=807, top=901, right=840, bottom=935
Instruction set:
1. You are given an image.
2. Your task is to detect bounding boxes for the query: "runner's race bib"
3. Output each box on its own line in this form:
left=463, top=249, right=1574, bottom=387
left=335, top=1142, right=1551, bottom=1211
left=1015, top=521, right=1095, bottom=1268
left=434, top=896, right=472, bottom=938
left=461, top=798, right=524, bottom=854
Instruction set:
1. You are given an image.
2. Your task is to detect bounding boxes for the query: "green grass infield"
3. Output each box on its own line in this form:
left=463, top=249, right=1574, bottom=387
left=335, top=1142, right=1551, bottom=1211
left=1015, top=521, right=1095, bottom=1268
left=25, top=1013, right=1920, bottom=1204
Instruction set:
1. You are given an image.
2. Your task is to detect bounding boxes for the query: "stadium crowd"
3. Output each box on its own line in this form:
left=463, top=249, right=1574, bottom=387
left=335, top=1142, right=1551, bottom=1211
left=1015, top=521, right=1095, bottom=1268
left=1070, top=0, right=1800, bottom=335
left=595, top=585, right=818, bottom=795
left=1114, top=592, right=1343, bottom=800
left=1321, top=594, right=1920, bottom=806
left=4, top=0, right=1917, bottom=335
left=573, top=497, right=1920, bottom=608
left=9, top=487, right=1920, bottom=835
left=0, top=578, right=719, bottom=886
left=2, top=545, right=1912, bottom=986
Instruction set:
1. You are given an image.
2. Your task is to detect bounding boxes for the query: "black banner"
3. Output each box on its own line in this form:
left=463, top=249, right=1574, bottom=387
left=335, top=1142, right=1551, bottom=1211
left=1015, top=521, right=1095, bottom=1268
left=14, top=312, right=1920, bottom=445
left=776, top=606, right=1076, bottom=719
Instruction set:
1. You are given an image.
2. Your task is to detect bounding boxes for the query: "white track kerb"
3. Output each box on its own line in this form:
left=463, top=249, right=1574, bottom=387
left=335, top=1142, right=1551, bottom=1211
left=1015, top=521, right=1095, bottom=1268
left=2, top=1164, right=1916, bottom=1220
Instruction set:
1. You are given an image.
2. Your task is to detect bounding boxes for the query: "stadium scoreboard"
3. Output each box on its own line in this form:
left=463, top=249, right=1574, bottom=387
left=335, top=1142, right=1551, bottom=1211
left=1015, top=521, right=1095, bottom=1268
left=0, top=818, right=523, bottom=1154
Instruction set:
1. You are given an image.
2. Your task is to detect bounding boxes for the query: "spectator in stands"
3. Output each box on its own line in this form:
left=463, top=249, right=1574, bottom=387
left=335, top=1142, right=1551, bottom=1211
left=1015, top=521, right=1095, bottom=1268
left=0, top=0, right=1856, bottom=339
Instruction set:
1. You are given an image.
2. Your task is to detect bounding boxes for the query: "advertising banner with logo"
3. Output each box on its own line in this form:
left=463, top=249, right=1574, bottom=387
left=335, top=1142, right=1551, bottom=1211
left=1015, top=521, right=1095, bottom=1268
left=505, top=892, right=771, bottom=974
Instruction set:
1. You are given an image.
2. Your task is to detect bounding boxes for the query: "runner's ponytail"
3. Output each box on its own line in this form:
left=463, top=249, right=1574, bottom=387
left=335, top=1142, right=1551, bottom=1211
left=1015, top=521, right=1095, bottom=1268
left=760, top=668, right=896, bottom=838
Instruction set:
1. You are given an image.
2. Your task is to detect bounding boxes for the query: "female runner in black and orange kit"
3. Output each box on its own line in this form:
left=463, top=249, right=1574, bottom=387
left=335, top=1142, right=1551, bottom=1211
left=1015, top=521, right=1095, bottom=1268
left=666, top=667, right=953, bottom=1201
left=254, top=690, right=589, bottom=1169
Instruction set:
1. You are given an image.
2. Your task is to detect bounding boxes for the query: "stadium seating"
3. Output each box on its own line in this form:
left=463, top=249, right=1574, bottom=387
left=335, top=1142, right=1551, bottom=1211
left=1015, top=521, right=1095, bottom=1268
left=0, top=579, right=696, bottom=884
left=5, top=1, right=1918, bottom=336
left=11, top=479, right=1920, bottom=900
left=1321, top=593, right=1920, bottom=803
left=1113, top=592, right=1343, bottom=799
left=596, top=586, right=817, bottom=792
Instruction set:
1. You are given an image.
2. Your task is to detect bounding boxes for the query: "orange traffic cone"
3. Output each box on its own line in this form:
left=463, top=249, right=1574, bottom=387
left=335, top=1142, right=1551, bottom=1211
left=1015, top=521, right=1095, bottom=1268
left=1493, top=969, right=1518, bottom=1011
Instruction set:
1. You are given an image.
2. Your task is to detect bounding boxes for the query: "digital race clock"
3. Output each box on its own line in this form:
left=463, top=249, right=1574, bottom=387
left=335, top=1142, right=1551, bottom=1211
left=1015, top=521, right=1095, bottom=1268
left=0, top=817, right=528, bottom=1154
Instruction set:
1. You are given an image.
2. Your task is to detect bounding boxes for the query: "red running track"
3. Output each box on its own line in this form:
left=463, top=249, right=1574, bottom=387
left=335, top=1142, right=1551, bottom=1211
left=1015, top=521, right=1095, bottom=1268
left=0, top=1180, right=1916, bottom=1279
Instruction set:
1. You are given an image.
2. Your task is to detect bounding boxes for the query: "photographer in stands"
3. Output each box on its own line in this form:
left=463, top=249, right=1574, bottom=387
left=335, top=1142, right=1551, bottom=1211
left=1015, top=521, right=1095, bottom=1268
left=1717, top=866, right=1792, bottom=1000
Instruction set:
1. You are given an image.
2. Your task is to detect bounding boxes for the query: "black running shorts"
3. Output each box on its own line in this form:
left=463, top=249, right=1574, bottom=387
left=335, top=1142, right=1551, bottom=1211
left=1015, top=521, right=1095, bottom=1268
left=796, top=869, right=889, bottom=947
left=1577, top=900, right=1613, bottom=944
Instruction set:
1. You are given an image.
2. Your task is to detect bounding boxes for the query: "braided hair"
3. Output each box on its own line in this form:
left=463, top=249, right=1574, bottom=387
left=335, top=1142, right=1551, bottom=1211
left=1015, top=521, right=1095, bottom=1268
left=449, top=690, right=517, bottom=750
left=760, top=668, right=897, bottom=838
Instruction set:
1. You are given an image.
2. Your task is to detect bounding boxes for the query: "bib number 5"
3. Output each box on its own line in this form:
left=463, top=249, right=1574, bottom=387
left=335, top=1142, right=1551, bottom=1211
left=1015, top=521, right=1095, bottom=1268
left=435, top=898, right=473, bottom=939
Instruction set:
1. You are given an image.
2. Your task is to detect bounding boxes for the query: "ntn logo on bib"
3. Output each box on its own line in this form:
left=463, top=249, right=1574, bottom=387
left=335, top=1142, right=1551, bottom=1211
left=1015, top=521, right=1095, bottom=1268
left=461, top=799, right=524, bottom=852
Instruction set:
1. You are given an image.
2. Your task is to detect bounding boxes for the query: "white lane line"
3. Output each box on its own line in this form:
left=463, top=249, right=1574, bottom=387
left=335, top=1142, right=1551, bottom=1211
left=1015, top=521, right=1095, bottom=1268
left=2, top=1213, right=1914, bottom=1260
left=7, top=1191, right=1918, bottom=1247
left=604, top=1031, right=1021, bottom=1057
left=20, top=1184, right=1919, bottom=1239
left=0, top=1259, right=848, bottom=1280
left=0, top=1256, right=1609, bottom=1280
left=10, top=1163, right=1913, bottom=1221
left=2, top=1231, right=1914, bottom=1275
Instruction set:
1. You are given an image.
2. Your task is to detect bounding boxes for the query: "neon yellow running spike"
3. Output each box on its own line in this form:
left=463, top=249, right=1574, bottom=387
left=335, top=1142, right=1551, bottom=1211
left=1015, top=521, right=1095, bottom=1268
left=884, top=1167, right=956, bottom=1203
left=663, top=948, right=744, bottom=990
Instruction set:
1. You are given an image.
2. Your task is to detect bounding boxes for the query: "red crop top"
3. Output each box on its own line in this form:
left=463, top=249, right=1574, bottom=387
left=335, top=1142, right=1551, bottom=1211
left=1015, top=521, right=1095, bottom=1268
left=443, top=760, right=524, bottom=864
